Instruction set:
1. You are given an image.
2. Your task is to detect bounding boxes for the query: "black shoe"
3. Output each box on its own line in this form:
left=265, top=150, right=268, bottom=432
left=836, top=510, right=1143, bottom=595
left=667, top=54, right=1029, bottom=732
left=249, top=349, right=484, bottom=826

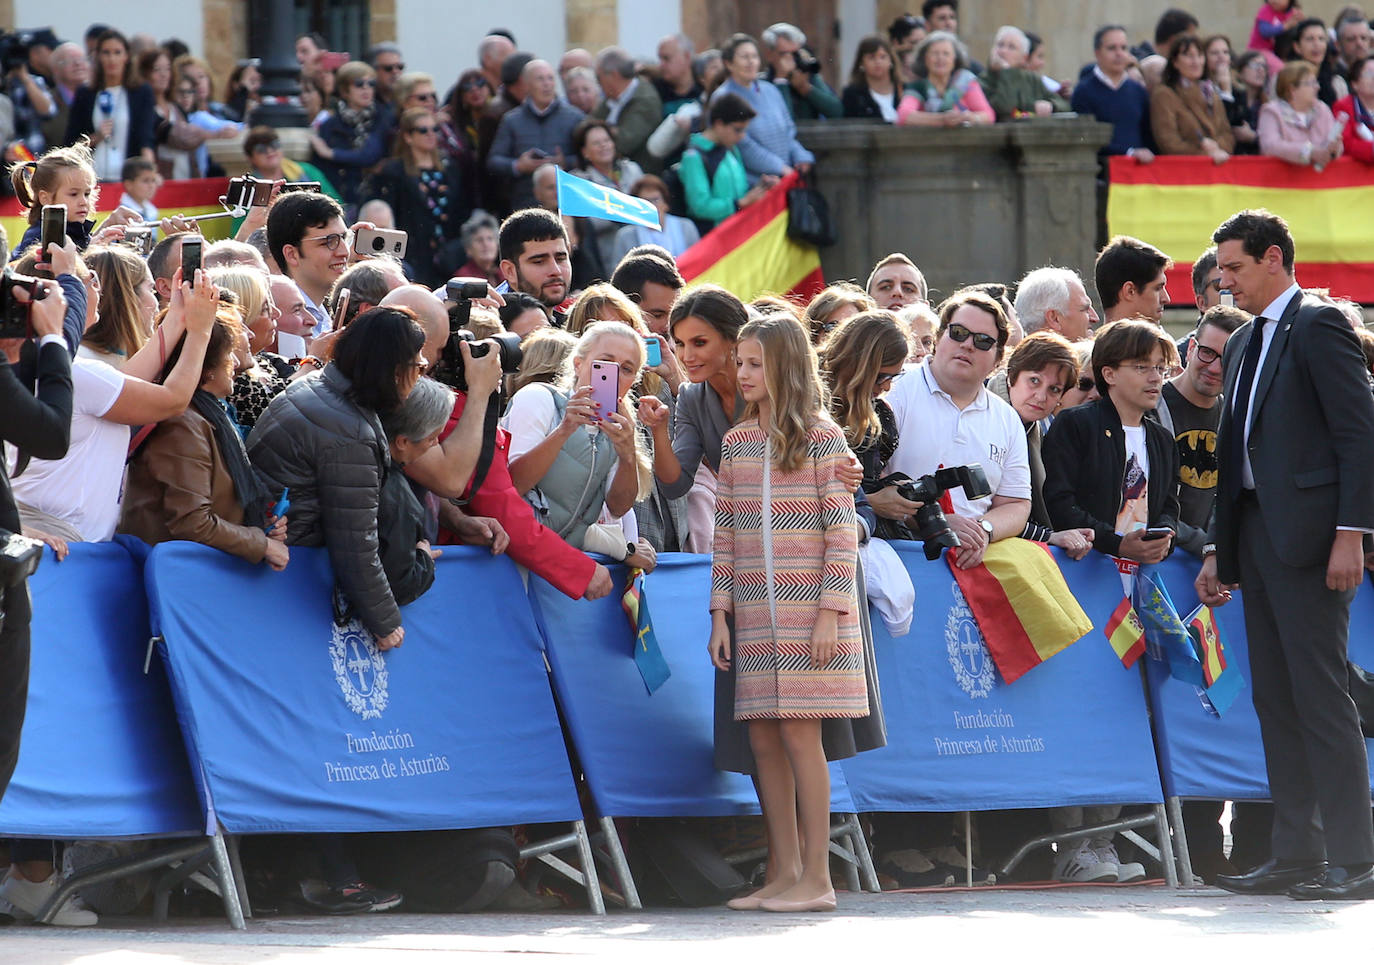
left=1288, top=866, right=1374, bottom=901
left=1215, top=858, right=1327, bottom=895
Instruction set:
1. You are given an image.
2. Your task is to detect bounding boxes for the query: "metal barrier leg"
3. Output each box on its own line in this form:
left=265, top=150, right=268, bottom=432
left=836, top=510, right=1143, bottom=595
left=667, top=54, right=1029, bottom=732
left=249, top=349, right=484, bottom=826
left=845, top=815, right=881, bottom=893
left=597, top=816, right=642, bottom=910
left=35, top=840, right=209, bottom=925
left=226, top=835, right=252, bottom=919
left=1152, top=803, right=1179, bottom=887
left=1166, top=797, right=1196, bottom=888
left=572, top=819, right=605, bottom=915
left=209, top=829, right=247, bottom=930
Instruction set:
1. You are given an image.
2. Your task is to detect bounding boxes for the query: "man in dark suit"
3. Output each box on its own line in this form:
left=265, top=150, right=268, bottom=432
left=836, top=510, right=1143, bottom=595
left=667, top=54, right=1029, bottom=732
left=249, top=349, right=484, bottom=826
left=1197, top=209, right=1374, bottom=900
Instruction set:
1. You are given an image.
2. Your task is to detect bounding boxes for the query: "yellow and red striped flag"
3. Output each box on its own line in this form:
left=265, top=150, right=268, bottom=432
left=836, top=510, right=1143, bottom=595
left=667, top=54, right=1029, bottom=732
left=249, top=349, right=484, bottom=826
left=1187, top=605, right=1227, bottom=688
left=1104, top=597, right=1146, bottom=668
left=1, top=177, right=235, bottom=251
left=947, top=538, right=1093, bottom=684
left=678, top=170, right=824, bottom=302
left=1108, top=156, right=1374, bottom=302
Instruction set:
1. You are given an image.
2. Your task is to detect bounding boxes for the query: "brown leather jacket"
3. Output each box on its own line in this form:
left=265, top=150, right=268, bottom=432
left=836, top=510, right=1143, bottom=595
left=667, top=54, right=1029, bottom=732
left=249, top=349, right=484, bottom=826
left=119, top=407, right=269, bottom=563
left=1150, top=81, right=1236, bottom=155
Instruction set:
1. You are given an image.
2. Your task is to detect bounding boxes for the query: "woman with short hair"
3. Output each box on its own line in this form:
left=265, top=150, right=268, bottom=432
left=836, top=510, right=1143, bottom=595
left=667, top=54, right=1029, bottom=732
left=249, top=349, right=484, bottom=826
left=897, top=31, right=994, bottom=126
left=310, top=60, right=390, bottom=207
left=1260, top=60, right=1342, bottom=167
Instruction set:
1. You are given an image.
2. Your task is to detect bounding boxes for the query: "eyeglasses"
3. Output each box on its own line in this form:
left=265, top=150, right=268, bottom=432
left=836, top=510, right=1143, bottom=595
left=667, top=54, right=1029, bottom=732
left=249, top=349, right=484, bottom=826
left=353, top=79, right=377, bottom=88
left=1124, top=363, right=1170, bottom=378
left=944, top=322, right=998, bottom=352
left=176, top=87, right=196, bottom=96
left=459, top=79, right=488, bottom=92
left=303, top=230, right=353, bottom=251
left=251, top=141, right=282, bottom=154
left=1192, top=343, right=1222, bottom=365
left=409, top=125, right=437, bottom=134
left=413, top=91, right=438, bottom=102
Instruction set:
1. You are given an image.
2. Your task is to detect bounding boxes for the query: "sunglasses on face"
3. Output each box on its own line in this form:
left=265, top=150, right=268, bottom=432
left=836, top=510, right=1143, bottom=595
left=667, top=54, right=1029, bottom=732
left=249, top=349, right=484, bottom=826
left=353, top=79, right=376, bottom=88
left=379, top=62, right=405, bottom=72
left=944, top=322, right=998, bottom=352
left=303, top=230, right=353, bottom=251
left=409, top=125, right=437, bottom=134
left=874, top=371, right=902, bottom=388
left=413, top=91, right=437, bottom=101
left=251, top=141, right=282, bottom=154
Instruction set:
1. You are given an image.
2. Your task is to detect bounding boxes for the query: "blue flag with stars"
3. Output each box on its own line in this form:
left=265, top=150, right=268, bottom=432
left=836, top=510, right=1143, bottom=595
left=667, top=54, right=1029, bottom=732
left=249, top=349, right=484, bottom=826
left=621, top=568, right=671, bottom=694
left=556, top=167, right=662, bottom=229
left=1134, top=566, right=1204, bottom=687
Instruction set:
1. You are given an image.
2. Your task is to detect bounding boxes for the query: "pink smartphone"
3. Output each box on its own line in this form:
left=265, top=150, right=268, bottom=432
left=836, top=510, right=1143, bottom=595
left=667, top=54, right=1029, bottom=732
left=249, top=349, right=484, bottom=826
left=590, top=360, right=618, bottom=424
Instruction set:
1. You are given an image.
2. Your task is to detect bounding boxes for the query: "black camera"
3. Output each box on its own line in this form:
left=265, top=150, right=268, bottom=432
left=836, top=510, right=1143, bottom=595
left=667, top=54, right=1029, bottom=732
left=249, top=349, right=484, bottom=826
left=892, top=464, right=992, bottom=561
left=434, top=280, right=522, bottom=392
left=0, top=267, right=50, bottom=339
left=792, top=48, right=822, bottom=76
left=0, top=33, right=32, bottom=74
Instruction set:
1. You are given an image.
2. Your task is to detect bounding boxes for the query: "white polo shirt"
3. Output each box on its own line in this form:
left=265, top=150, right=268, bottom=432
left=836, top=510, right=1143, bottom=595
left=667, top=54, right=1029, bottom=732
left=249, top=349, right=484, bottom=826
left=883, top=361, right=1031, bottom=516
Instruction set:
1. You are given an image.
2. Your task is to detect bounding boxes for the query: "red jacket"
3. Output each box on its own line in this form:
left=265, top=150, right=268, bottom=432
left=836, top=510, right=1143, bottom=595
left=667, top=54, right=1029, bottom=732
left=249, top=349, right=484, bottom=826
left=1333, top=96, right=1374, bottom=164
left=436, top=393, right=597, bottom=599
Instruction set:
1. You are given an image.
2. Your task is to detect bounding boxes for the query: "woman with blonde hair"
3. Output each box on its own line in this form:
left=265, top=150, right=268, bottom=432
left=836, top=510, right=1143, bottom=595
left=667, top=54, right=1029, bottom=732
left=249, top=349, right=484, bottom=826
left=818, top=310, right=908, bottom=483
left=211, top=266, right=294, bottom=430
left=82, top=245, right=160, bottom=366
left=509, top=327, right=577, bottom=396
left=310, top=60, right=389, bottom=206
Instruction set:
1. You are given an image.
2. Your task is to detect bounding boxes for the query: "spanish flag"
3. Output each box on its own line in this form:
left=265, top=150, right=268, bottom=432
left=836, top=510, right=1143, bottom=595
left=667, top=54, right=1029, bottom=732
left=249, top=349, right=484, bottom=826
left=1108, top=156, right=1374, bottom=302
left=0, top=178, right=235, bottom=253
left=678, top=170, right=824, bottom=301
left=947, top=538, right=1093, bottom=684
left=1186, top=605, right=1226, bottom=688
left=1104, top=597, right=1146, bottom=668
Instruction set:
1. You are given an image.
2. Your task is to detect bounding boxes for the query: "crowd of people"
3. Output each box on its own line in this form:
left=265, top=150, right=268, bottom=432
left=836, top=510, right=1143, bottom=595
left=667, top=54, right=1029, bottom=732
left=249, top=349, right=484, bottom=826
left=2, top=1, right=1374, bottom=924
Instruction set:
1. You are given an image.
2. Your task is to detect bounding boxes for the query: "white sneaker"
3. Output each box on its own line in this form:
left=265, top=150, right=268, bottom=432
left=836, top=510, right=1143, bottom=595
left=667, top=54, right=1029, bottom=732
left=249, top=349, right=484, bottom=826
left=1094, top=843, right=1146, bottom=883
left=1054, top=841, right=1119, bottom=883
left=0, top=869, right=98, bottom=926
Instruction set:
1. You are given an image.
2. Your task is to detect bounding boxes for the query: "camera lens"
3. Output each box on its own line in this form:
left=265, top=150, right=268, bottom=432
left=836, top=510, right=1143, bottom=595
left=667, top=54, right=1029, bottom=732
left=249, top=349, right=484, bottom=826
left=371, top=236, right=385, bottom=252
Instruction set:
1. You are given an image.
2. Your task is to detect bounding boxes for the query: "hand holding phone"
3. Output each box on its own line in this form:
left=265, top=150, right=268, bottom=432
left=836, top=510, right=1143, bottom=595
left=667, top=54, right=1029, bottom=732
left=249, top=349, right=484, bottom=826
left=1142, top=527, right=1174, bottom=542
left=645, top=338, right=662, bottom=368
left=40, top=204, right=66, bottom=266
left=265, top=488, right=291, bottom=532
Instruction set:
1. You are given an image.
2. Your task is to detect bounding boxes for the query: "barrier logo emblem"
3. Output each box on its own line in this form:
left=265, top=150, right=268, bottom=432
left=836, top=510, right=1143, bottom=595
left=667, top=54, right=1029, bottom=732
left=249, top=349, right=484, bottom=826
left=330, top=619, right=389, bottom=720
left=946, top=582, right=996, bottom=699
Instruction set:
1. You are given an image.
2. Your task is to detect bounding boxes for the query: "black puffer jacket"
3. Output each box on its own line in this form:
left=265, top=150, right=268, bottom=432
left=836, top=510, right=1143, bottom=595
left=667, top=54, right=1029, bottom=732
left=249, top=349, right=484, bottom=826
left=247, top=364, right=399, bottom=637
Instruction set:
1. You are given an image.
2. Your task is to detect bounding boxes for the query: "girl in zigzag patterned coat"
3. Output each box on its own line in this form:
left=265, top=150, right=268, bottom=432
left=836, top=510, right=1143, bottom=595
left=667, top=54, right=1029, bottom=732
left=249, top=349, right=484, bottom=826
left=708, top=313, right=869, bottom=915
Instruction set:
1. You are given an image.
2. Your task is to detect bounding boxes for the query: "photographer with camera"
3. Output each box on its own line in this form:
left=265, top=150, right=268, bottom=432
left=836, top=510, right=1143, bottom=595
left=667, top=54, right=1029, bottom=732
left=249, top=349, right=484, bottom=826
left=1, top=30, right=58, bottom=156
left=760, top=23, right=845, bottom=121
left=0, top=275, right=71, bottom=809
left=878, top=289, right=1031, bottom=570
left=382, top=283, right=613, bottom=600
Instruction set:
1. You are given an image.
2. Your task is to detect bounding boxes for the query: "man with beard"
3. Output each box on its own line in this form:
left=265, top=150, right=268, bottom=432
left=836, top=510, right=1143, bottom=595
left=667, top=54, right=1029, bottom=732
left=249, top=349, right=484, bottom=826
left=498, top=208, right=574, bottom=324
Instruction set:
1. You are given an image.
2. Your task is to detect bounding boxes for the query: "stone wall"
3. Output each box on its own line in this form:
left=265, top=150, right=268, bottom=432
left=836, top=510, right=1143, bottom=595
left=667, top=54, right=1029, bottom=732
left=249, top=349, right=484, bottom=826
left=798, top=117, right=1111, bottom=301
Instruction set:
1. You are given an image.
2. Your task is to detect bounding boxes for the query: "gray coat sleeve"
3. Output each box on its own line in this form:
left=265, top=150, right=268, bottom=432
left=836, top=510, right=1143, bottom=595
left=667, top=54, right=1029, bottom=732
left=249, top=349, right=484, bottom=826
left=317, top=441, right=401, bottom=638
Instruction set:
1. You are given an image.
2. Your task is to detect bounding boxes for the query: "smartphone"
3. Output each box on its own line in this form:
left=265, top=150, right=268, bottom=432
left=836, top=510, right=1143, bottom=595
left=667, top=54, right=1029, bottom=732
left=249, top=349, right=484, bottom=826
left=40, top=204, right=66, bottom=262
left=493, top=280, right=510, bottom=295
left=220, top=176, right=255, bottom=210
left=181, top=236, right=203, bottom=279
left=279, top=180, right=322, bottom=195
left=1219, top=290, right=1235, bottom=308
left=334, top=288, right=351, bottom=329
left=1141, top=527, right=1174, bottom=541
left=265, top=488, right=290, bottom=531
left=353, top=227, right=407, bottom=260
left=644, top=338, right=662, bottom=367
left=124, top=226, right=154, bottom=258
left=590, top=360, right=619, bottom=424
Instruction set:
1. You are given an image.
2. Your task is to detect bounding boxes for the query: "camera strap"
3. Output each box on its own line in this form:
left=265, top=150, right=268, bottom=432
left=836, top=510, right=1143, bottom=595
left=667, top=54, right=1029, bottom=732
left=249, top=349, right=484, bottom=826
left=457, top=390, right=501, bottom=505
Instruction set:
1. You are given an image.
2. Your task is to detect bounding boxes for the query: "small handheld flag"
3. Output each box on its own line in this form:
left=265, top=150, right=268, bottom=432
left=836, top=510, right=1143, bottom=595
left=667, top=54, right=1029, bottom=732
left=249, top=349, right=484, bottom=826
left=556, top=168, right=661, bottom=229
left=1104, top=597, right=1146, bottom=668
left=1184, top=603, right=1244, bottom=716
left=621, top=568, right=671, bottom=694
left=1134, top=568, right=1203, bottom=686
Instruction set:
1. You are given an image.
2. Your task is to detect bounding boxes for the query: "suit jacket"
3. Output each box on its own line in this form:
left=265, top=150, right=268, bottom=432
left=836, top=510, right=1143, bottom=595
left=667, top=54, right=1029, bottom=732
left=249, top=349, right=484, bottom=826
left=591, top=80, right=664, bottom=174
left=1210, top=289, right=1374, bottom=583
left=66, top=84, right=157, bottom=158
left=1042, top=396, right=1180, bottom=557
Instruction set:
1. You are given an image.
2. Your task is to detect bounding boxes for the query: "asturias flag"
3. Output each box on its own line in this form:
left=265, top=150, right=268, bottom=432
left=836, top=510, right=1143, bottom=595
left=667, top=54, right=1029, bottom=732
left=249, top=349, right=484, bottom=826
left=1104, top=597, right=1146, bottom=668
left=556, top=167, right=661, bottom=229
left=947, top=538, right=1093, bottom=684
left=621, top=568, right=671, bottom=694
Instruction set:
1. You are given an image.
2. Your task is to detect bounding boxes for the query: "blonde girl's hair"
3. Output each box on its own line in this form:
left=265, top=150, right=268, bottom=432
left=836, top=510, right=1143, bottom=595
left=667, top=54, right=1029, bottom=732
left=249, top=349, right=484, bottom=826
left=566, top=320, right=653, bottom=501
left=84, top=245, right=154, bottom=358
left=738, top=313, right=828, bottom=473
left=208, top=266, right=268, bottom=332
left=818, top=310, right=909, bottom=449
left=565, top=282, right=663, bottom=395
left=509, top=327, right=577, bottom=395
left=9, top=140, right=99, bottom=226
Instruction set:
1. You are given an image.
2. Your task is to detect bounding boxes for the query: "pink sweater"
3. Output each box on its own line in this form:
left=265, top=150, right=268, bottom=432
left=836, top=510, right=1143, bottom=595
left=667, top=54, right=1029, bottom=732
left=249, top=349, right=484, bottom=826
left=897, top=77, right=994, bottom=124
left=1258, top=99, right=1339, bottom=165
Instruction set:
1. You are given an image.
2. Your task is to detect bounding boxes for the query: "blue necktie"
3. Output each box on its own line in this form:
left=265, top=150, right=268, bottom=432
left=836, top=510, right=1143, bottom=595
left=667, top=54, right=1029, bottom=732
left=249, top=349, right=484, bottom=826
left=1226, top=316, right=1268, bottom=498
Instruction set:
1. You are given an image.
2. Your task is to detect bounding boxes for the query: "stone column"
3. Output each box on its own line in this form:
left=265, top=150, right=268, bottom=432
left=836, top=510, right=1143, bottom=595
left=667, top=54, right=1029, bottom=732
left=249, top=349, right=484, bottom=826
left=250, top=0, right=307, bottom=128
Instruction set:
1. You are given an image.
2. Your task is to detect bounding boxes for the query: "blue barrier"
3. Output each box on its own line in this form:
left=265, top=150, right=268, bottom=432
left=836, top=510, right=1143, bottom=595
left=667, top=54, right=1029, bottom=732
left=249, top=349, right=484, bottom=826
left=528, top=556, right=859, bottom=818
left=1145, top=556, right=1374, bottom=800
left=0, top=542, right=202, bottom=839
left=837, top=544, right=1164, bottom=812
left=145, top=542, right=584, bottom=835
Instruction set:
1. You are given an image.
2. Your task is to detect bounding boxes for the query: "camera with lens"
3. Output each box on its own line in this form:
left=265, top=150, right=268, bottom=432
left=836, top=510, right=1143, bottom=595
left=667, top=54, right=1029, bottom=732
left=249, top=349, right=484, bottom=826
left=123, top=225, right=155, bottom=258
left=434, top=279, right=523, bottom=392
left=0, top=267, right=49, bottom=339
left=792, top=48, right=822, bottom=76
left=890, top=464, right=992, bottom=560
left=0, top=33, right=32, bottom=74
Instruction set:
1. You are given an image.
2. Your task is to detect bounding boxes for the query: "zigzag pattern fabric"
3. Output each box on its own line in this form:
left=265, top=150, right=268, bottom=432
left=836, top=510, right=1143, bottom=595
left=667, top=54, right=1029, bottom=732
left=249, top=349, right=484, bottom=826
left=710, top=419, right=869, bottom=720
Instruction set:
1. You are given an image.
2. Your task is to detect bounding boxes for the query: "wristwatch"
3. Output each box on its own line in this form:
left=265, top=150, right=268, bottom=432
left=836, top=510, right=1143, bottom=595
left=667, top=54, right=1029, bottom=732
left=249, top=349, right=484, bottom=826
left=1201, top=542, right=1217, bottom=557
left=978, top=518, right=994, bottom=539
left=626, top=542, right=637, bottom=560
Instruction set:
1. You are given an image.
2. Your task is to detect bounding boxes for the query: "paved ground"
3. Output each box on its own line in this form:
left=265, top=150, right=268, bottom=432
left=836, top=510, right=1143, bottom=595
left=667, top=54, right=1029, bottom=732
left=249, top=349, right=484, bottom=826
left=4, top=885, right=1373, bottom=963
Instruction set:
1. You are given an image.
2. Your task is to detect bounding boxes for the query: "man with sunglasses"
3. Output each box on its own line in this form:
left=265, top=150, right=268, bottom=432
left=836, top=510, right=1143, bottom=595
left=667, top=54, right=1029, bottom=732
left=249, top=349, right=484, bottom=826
left=367, top=42, right=406, bottom=109
left=879, top=288, right=1031, bottom=571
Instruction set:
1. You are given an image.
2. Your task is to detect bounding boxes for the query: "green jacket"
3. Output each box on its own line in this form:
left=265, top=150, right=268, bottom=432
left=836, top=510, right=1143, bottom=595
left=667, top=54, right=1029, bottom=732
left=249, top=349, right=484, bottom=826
left=772, top=74, right=844, bottom=120
left=591, top=78, right=665, bottom=174
left=982, top=67, right=1070, bottom=121
left=678, top=133, right=748, bottom=226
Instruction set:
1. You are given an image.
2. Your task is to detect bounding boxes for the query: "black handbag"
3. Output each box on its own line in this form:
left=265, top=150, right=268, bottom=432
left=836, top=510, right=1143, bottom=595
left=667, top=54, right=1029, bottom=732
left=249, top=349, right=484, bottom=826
left=786, top=176, right=837, bottom=248
left=0, top=528, right=43, bottom=586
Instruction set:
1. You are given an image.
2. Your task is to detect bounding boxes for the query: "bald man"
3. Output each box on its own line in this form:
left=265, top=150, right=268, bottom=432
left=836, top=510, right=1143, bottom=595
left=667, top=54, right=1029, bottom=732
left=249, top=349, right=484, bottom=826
left=486, top=59, right=586, bottom=209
